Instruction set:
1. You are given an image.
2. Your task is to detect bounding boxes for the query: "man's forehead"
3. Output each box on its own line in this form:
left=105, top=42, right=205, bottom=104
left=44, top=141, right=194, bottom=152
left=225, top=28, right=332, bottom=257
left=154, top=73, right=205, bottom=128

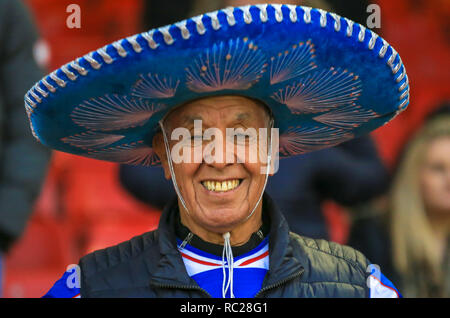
left=178, top=111, right=252, bottom=125
left=165, top=96, right=268, bottom=127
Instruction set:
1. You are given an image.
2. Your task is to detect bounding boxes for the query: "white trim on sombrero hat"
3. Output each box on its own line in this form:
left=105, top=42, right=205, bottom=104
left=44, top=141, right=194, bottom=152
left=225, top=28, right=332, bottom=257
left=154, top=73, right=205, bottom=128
left=24, top=4, right=410, bottom=166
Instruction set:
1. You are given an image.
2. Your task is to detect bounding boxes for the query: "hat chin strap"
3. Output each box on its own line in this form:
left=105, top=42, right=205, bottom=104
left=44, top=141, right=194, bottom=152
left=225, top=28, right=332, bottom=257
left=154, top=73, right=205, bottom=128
left=159, top=120, right=190, bottom=214
left=158, top=118, right=273, bottom=298
left=243, top=117, right=274, bottom=223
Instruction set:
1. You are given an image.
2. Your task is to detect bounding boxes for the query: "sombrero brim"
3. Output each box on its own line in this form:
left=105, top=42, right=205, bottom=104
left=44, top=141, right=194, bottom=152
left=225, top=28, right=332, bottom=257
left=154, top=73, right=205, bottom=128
left=25, top=4, right=409, bottom=166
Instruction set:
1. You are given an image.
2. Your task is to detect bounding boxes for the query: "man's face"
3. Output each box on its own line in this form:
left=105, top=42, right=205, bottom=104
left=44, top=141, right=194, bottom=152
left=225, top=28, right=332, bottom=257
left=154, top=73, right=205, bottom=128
left=155, top=95, right=271, bottom=234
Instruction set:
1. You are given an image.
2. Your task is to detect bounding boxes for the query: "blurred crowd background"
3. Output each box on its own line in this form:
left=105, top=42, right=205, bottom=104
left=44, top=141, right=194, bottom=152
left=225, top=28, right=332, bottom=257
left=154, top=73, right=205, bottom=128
left=0, top=0, right=448, bottom=298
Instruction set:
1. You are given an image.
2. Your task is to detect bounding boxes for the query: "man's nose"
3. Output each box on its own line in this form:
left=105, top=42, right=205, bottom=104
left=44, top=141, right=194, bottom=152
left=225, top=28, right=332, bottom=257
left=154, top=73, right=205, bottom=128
left=201, top=128, right=240, bottom=168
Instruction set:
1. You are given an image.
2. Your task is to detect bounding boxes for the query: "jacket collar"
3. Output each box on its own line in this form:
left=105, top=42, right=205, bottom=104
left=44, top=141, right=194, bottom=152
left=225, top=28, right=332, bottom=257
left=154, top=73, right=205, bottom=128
left=148, top=194, right=304, bottom=288
left=260, top=194, right=304, bottom=287
left=148, top=197, right=195, bottom=286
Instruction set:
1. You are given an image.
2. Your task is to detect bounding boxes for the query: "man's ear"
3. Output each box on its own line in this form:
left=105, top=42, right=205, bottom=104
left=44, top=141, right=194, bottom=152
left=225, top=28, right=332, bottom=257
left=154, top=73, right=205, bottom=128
left=152, top=132, right=172, bottom=180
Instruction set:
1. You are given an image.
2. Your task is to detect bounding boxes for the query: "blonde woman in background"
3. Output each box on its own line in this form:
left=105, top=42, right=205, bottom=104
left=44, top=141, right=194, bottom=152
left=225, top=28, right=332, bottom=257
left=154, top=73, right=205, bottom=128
left=390, top=105, right=450, bottom=297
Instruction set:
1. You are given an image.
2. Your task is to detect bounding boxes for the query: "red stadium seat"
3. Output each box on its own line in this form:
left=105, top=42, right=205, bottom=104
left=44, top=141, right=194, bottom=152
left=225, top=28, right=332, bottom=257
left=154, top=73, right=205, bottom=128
left=5, top=0, right=152, bottom=298
left=322, top=201, right=351, bottom=245
left=3, top=216, right=76, bottom=298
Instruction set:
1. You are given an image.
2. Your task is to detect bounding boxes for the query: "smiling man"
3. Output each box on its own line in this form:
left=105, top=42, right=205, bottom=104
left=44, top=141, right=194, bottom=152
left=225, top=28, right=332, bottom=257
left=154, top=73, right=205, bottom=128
left=149, top=95, right=275, bottom=297
left=157, top=96, right=272, bottom=245
left=28, top=4, right=409, bottom=298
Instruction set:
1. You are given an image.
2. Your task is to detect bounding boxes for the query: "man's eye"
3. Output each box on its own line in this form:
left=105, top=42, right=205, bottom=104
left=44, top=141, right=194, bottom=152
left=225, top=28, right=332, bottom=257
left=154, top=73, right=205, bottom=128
left=233, top=134, right=249, bottom=139
left=234, top=134, right=257, bottom=142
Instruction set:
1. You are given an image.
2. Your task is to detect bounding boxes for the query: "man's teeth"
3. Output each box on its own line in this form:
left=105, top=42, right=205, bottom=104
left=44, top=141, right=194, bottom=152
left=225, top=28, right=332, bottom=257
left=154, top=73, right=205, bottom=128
left=202, top=179, right=241, bottom=192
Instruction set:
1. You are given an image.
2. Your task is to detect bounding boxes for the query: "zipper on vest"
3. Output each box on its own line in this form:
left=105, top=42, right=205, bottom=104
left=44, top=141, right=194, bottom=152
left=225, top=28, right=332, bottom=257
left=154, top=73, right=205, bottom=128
left=254, top=268, right=304, bottom=298
left=150, top=282, right=213, bottom=298
left=151, top=268, right=304, bottom=298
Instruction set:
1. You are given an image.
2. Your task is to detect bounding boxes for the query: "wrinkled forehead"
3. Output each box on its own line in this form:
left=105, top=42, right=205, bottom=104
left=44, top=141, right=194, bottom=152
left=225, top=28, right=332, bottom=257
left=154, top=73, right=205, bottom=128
left=162, top=95, right=271, bottom=130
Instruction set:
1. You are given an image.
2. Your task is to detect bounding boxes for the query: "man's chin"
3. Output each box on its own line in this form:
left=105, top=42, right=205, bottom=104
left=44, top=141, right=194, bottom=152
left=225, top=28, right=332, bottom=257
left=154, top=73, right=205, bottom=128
left=195, top=205, right=249, bottom=229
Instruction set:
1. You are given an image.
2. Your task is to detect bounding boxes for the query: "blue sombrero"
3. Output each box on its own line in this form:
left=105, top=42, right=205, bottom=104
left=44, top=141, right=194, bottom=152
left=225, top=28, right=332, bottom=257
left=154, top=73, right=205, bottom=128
left=24, top=4, right=409, bottom=166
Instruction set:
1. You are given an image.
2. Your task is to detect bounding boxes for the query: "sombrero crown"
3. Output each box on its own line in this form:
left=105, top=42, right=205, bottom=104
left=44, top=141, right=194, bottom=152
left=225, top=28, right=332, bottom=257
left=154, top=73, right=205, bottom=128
left=25, top=4, right=409, bottom=166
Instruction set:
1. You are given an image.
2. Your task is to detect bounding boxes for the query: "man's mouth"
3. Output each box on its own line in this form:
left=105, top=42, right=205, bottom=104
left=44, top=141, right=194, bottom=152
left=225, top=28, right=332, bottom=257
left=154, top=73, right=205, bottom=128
left=201, top=179, right=242, bottom=192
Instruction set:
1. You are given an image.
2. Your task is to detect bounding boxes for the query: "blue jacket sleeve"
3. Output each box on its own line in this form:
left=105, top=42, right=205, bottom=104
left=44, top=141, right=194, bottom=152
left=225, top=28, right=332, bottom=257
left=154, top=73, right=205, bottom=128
left=368, top=264, right=402, bottom=298
left=43, top=266, right=81, bottom=298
